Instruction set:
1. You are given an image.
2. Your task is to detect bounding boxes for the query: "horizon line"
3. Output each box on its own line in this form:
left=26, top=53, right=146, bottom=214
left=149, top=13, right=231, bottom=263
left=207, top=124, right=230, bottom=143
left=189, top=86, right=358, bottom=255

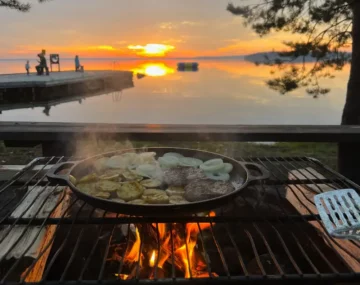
left=0, top=54, right=247, bottom=61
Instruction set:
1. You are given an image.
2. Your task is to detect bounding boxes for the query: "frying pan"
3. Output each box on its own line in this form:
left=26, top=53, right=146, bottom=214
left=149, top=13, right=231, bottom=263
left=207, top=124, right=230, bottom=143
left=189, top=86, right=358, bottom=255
left=47, top=147, right=270, bottom=215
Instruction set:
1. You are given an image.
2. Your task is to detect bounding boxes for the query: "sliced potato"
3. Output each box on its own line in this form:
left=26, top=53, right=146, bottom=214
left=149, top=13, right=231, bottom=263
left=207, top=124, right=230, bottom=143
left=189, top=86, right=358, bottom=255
left=77, top=183, right=97, bottom=195
left=128, top=199, right=146, bottom=205
left=169, top=195, right=189, bottom=204
left=144, top=194, right=169, bottom=204
left=140, top=179, right=162, bottom=188
left=166, top=186, right=185, bottom=196
left=117, top=182, right=144, bottom=202
left=122, top=170, right=143, bottom=181
left=99, top=173, right=121, bottom=181
left=78, top=173, right=98, bottom=184
left=143, top=189, right=166, bottom=196
left=142, top=189, right=169, bottom=204
left=96, top=180, right=121, bottom=192
left=94, top=192, right=111, bottom=199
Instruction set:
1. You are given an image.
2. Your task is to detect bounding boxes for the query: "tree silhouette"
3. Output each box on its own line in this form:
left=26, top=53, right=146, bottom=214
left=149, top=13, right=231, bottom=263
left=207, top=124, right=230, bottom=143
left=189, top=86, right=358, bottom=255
left=0, top=0, right=49, bottom=12
left=228, top=0, right=360, bottom=181
left=227, top=1, right=354, bottom=110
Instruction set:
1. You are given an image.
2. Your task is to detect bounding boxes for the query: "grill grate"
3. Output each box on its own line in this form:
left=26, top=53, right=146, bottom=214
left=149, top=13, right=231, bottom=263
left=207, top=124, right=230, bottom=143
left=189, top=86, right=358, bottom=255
left=0, top=156, right=359, bottom=284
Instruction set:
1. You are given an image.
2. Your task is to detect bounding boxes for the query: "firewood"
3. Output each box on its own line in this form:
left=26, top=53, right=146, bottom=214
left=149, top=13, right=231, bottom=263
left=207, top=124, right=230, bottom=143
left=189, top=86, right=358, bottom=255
left=0, top=186, right=70, bottom=282
left=24, top=187, right=70, bottom=282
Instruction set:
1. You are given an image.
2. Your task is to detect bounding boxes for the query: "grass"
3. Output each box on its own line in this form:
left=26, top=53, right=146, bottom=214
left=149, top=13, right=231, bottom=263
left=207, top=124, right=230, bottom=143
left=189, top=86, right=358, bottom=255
left=0, top=140, right=338, bottom=170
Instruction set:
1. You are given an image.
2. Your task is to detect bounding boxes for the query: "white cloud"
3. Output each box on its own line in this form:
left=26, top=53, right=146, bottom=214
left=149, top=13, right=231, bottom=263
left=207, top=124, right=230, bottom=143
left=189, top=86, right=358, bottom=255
left=159, top=21, right=204, bottom=30
left=159, top=22, right=175, bottom=30
left=180, top=21, right=204, bottom=26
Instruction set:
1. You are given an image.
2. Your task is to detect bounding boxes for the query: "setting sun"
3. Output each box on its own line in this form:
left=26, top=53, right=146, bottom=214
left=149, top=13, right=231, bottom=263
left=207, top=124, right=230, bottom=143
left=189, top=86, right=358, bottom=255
left=128, top=44, right=175, bottom=57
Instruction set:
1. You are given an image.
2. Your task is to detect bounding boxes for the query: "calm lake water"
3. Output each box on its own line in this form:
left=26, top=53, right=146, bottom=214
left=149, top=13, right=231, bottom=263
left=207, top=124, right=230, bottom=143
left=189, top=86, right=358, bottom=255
left=0, top=59, right=349, bottom=125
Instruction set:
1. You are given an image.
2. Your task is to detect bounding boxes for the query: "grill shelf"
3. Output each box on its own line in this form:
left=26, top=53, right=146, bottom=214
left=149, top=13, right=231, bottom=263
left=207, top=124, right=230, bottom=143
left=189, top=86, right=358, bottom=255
left=0, top=156, right=359, bottom=284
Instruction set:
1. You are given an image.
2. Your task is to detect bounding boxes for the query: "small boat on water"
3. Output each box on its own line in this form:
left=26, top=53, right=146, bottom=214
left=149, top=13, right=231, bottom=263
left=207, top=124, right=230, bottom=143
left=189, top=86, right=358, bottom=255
left=177, top=62, right=199, bottom=72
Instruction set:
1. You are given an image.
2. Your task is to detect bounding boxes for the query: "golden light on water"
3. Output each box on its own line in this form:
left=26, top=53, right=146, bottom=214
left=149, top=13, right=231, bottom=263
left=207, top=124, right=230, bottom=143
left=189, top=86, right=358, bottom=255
left=128, top=44, right=175, bottom=57
left=132, top=63, right=174, bottom=77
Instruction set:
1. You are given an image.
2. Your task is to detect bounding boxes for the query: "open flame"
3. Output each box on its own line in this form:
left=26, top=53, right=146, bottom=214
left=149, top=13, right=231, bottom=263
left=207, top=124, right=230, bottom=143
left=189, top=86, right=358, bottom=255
left=126, top=227, right=141, bottom=263
left=119, top=211, right=216, bottom=279
left=175, top=245, right=191, bottom=278
left=149, top=250, right=156, bottom=268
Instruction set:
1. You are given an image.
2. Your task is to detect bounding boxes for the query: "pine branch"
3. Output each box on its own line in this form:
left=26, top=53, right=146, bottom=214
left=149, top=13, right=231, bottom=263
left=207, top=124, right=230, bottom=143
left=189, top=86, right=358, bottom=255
left=0, top=0, right=50, bottom=12
left=228, top=0, right=353, bottom=97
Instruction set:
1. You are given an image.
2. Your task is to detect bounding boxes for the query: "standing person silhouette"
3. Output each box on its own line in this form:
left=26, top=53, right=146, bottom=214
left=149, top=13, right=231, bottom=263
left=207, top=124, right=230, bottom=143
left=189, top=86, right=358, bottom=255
left=25, top=60, right=30, bottom=75
left=75, top=55, right=84, bottom=72
left=36, top=50, right=49, bottom=75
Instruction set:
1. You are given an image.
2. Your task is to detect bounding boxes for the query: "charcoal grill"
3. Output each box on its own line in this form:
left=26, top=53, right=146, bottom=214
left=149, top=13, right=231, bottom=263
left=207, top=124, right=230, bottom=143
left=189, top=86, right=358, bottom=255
left=0, top=156, right=359, bottom=285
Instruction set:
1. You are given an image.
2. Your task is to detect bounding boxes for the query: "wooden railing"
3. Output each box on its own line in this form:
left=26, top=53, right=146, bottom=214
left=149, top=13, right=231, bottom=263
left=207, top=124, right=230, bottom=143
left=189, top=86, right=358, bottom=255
left=2, top=122, right=360, bottom=143
left=1, top=121, right=360, bottom=183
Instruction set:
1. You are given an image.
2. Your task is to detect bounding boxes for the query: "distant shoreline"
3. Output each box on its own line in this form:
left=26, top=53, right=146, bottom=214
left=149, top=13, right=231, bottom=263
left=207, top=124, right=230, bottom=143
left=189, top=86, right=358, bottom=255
left=1, top=51, right=351, bottom=63
left=0, top=55, right=246, bottom=61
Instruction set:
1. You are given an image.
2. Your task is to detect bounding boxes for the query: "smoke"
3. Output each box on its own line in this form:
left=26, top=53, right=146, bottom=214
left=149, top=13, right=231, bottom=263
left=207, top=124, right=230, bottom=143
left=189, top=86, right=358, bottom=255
left=73, top=138, right=135, bottom=159
left=72, top=136, right=241, bottom=161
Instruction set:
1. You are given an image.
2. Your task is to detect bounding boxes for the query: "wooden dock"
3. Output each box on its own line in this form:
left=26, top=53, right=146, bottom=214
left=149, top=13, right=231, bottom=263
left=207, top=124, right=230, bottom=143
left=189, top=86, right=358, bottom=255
left=0, top=70, right=134, bottom=104
left=0, top=70, right=131, bottom=88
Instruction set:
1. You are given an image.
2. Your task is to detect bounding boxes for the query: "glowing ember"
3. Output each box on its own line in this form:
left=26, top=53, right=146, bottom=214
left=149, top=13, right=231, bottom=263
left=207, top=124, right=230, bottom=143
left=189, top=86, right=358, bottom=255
left=114, top=274, right=129, bottom=280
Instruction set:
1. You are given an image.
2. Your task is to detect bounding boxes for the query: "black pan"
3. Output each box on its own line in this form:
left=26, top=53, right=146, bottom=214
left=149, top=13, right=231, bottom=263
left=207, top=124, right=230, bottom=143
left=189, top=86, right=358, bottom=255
left=47, top=147, right=270, bottom=216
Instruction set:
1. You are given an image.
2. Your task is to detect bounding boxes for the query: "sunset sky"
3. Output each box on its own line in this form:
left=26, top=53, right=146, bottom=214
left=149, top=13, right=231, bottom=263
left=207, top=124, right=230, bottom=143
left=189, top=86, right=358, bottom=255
left=0, top=0, right=294, bottom=59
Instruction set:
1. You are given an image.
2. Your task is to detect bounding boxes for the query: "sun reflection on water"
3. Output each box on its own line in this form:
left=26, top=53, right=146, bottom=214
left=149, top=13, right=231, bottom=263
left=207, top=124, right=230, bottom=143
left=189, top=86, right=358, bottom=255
left=132, top=63, right=175, bottom=77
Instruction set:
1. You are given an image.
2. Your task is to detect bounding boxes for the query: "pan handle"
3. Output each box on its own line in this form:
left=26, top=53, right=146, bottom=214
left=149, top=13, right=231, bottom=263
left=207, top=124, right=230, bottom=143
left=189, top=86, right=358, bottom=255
left=47, top=162, right=77, bottom=186
left=240, top=162, right=270, bottom=184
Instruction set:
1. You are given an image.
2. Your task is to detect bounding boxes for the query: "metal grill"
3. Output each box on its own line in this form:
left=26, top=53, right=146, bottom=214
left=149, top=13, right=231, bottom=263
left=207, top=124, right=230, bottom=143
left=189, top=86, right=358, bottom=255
left=0, top=156, right=359, bottom=284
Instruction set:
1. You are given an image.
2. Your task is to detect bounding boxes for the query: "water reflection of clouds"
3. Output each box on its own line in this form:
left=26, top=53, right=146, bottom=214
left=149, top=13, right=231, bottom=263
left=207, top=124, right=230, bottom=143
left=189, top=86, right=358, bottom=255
left=0, top=60, right=349, bottom=125
left=234, top=94, right=271, bottom=105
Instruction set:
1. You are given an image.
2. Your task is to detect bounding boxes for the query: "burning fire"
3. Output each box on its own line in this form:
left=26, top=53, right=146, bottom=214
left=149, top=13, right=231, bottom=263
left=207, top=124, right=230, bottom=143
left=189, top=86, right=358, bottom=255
left=175, top=245, right=192, bottom=278
left=149, top=250, right=156, bottom=267
left=126, top=227, right=141, bottom=263
left=118, top=211, right=216, bottom=279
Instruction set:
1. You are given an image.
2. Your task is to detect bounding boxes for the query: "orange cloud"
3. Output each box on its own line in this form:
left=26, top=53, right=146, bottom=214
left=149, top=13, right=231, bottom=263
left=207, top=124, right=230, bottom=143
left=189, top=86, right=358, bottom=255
left=128, top=44, right=175, bottom=57
left=89, top=45, right=116, bottom=51
left=7, top=44, right=132, bottom=58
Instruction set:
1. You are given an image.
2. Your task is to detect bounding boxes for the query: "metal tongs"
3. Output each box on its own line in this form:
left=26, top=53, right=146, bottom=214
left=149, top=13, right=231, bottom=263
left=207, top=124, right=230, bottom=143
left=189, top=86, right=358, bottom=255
left=314, top=189, right=360, bottom=241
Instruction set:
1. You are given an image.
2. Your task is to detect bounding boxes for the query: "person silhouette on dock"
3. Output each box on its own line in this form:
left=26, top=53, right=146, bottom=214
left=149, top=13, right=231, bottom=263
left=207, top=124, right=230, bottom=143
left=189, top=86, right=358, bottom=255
left=75, top=55, right=84, bottom=72
left=36, top=50, right=49, bottom=76
left=25, top=60, right=30, bottom=75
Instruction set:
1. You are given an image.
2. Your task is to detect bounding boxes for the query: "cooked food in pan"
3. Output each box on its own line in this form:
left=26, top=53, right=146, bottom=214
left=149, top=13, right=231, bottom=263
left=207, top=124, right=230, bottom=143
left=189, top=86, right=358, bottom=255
left=71, top=151, right=235, bottom=205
